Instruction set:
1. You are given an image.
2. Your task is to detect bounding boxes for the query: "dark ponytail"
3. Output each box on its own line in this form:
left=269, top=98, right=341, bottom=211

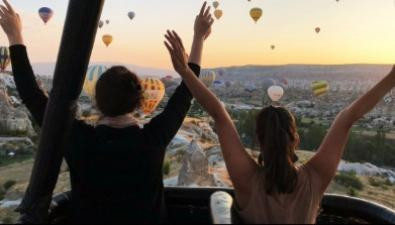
left=256, top=106, right=299, bottom=195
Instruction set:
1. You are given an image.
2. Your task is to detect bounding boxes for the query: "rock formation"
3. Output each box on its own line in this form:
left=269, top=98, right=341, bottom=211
left=177, top=140, right=215, bottom=187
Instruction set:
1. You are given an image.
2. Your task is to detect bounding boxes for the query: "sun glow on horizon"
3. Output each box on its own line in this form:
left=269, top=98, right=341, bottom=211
left=0, top=0, right=394, bottom=70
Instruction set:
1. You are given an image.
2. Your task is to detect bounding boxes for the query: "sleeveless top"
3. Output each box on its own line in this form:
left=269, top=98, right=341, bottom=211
left=237, top=164, right=324, bottom=224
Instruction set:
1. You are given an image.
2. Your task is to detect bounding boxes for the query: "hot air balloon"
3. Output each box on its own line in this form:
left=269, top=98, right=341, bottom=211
left=214, top=9, right=223, bottom=20
left=250, top=8, right=263, bottom=23
left=38, top=7, right=54, bottom=24
left=268, top=85, right=284, bottom=102
left=262, top=78, right=275, bottom=91
left=271, top=45, right=275, bottom=50
left=311, top=81, right=329, bottom=97
left=102, top=35, right=113, bottom=47
left=141, top=78, right=165, bottom=115
left=213, top=1, right=220, bottom=9
left=98, top=20, right=104, bottom=28
left=83, top=65, right=108, bottom=97
left=106, top=19, right=110, bottom=24
left=245, top=83, right=257, bottom=93
left=128, top=12, right=135, bottom=20
left=200, top=71, right=217, bottom=87
left=0, top=47, right=11, bottom=72
left=315, top=27, right=321, bottom=34
left=279, top=78, right=289, bottom=88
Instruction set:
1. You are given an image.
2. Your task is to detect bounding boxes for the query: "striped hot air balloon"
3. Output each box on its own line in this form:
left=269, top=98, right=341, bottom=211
left=200, top=71, right=217, bottom=87
left=83, top=65, right=108, bottom=97
left=141, top=78, right=165, bottom=115
left=0, top=47, right=10, bottom=72
left=311, top=81, right=329, bottom=97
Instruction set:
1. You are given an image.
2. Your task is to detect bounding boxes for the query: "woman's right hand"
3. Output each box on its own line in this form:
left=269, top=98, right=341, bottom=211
left=0, top=0, right=23, bottom=45
left=194, top=2, right=214, bottom=41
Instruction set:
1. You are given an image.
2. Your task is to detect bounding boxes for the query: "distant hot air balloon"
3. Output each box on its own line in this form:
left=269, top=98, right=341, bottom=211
left=214, top=9, right=223, bottom=20
left=271, top=45, right=275, bottom=50
left=250, top=7, right=263, bottom=23
left=213, top=1, right=220, bottom=9
left=268, top=85, right=284, bottom=102
left=128, top=11, right=135, bottom=20
left=311, top=81, right=329, bottom=97
left=279, top=78, right=289, bottom=88
left=98, top=20, right=104, bottom=28
left=315, top=27, right=321, bottom=34
left=106, top=19, right=110, bottom=24
left=141, top=78, right=165, bottom=115
left=200, top=71, right=217, bottom=87
left=102, top=34, right=113, bottom=47
left=83, top=65, right=108, bottom=97
left=38, top=7, right=54, bottom=24
left=0, top=47, right=11, bottom=72
left=262, top=78, right=275, bottom=91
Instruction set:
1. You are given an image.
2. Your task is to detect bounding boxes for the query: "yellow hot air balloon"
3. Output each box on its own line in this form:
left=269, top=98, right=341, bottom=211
left=141, top=78, right=165, bottom=115
left=214, top=9, right=223, bottom=20
left=311, top=81, right=329, bottom=97
left=102, top=34, right=113, bottom=47
left=200, top=71, right=217, bottom=87
left=250, top=7, right=263, bottom=23
left=83, top=65, right=108, bottom=97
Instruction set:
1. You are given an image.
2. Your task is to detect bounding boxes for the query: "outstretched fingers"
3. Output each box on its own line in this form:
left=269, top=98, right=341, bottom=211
left=199, top=2, right=207, bottom=17
left=2, top=0, right=14, bottom=14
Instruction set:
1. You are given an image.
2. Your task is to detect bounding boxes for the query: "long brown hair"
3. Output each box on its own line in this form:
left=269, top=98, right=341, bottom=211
left=256, top=106, right=299, bottom=195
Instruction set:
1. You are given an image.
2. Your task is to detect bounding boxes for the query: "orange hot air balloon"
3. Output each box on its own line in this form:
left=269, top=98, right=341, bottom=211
left=214, top=9, right=223, bottom=20
left=250, top=7, right=263, bottom=23
left=141, top=78, right=165, bottom=115
left=102, top=35, right=113, bottom=47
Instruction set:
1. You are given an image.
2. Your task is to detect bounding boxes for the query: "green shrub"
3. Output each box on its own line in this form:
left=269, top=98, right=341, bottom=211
left=3, top=180, right=16, bottom=191
left=0, top=189, right=5, bottom=201
left=334, top=172, right=364, bottom=191
left=163, top=161, right=170, bottom=176
left=369, top=177, right=381, bottom=187
left=348, top=188, right=358, bottom=197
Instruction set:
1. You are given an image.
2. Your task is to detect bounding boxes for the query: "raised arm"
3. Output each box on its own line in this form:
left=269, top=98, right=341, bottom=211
left=307, top=66, right=395, bottom=193
left=143, top=3, right=212, bottom=149
left=164, top=31, right=258, bottom=207
left=0, top=0, right=48, bottom=125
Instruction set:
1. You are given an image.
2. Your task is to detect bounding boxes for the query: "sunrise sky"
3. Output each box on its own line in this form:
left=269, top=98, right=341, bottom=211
left=1, top=0, right=394, bottom=70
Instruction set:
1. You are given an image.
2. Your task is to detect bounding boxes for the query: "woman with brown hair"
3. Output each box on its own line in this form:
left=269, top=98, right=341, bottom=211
left=0, top=0, right=214, bottom=223
left=163, top=30, right=395, bottom=224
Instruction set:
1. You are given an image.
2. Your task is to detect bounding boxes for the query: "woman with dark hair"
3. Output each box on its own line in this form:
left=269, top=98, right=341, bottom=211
left=0, top=0, right=214, bottom=223
left=164, top=31, right=395, bottom=224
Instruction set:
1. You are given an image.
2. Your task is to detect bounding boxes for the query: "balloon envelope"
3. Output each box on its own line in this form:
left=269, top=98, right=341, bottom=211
left=83, top=65, right=108, bottom=97
left=200, top=71, right=217, bottom=87
left=98, top=20, right=104, bottom=28
left=141, top=78, right=165, bottom=115
left=315, top=27, right=321, bottom=33
left=39, top=7, right=54, bottom=24
left=102, top=35, right=113, bottom=47
left=128, top=12, right=135, bottom=20
left=0, top=47, right=11, bottom=72
left=311, top=81, right=329, bottom=97
left=268, top=85, right=284, bottom=102
left=214, top=9, right=223, bottom=20
left=250, top=8, right=263, bottom=23
left=213, top=1, right=220, bottom=9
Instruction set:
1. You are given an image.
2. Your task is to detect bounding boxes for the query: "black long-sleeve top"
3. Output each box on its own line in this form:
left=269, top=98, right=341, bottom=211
left=10, top=45, right=200, bottom=224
